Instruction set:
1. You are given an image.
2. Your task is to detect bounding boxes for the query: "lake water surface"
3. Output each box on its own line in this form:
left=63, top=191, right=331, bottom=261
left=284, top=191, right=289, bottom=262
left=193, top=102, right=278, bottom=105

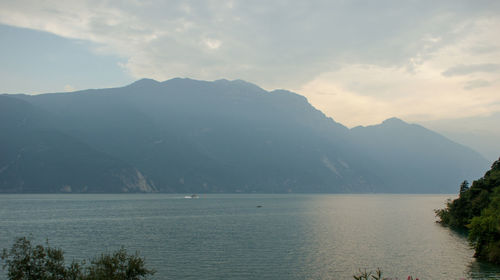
left=1, top=194, right=499, bottom=279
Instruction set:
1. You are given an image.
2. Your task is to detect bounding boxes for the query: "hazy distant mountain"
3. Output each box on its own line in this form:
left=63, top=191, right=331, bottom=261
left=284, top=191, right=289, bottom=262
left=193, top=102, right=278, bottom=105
left=351, top=118, right=488, bottom=193
left=0, top=78, right=490, bottom=193
left=419, top=114, right=500, bottom=163
left=0, top=95, right=156, bottom=193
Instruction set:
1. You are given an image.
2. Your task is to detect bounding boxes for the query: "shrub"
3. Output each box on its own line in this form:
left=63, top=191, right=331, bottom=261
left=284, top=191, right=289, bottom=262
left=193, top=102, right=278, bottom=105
left=1, top=237, right=155, bottom=280
left=352, top=268, right=418, bottom=280
left=435, top=158, right=500, bottom=264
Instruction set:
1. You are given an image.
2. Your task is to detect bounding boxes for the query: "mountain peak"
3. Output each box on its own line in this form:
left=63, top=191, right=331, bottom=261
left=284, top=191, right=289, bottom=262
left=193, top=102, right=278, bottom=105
left=162, top=77, right=197, bottom=84
left=213, top=79, right=267, bottom=93
left=127, top=78, right=161, bottom=88
left=382, top=117, right=406, bottom=125
left=351, top=117, right=407, bottom=130
left=1, top=79, right=489, bottom=193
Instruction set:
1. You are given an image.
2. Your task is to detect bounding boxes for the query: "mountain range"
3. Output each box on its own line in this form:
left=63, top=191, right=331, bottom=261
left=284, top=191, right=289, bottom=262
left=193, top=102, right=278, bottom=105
left=0, top=78, right=490, bottom=193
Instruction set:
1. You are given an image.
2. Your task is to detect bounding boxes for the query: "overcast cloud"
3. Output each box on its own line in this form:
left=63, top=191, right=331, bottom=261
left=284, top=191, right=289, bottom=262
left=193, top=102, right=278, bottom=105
left=0, top=0, right=499, bottom=128
left=442, top=64, right=500, bottom=77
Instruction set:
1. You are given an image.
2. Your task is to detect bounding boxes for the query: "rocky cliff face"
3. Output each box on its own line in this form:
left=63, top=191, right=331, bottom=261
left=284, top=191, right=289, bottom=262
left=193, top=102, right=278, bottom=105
left=119, top=169, right=157, bottom=193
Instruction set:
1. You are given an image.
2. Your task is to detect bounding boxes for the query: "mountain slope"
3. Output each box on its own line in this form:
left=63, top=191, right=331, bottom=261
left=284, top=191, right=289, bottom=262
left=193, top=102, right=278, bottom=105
left=12, top=78, right=372, bottom=193
left=2, top=78, right=490, bottom=193
left=0, top=95, right=156, bottom=193
left=351, top=118, right=489, bottom=193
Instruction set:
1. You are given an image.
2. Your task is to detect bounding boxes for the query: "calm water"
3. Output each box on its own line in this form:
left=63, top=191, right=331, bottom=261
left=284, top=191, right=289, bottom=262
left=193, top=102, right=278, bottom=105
left=1, top=194, right=500, bottom=279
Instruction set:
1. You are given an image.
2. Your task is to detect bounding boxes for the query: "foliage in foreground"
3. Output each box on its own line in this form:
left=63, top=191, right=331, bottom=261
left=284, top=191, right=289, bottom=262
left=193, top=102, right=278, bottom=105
left=353, top=268, right=384, bottom=280
left=1, top=237, right=155, bottom=280
left=352, top=268, right=418, bottom=280
left=435, top=157, right=500, bottom=264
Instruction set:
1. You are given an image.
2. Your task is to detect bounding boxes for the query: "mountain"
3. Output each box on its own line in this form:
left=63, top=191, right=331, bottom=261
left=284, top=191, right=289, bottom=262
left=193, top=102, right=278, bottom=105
left=420, top=113, right=500, bottom=163
left=0, top=78, right=490, bottom=193
left=351, top=118, right=489, bottom=193
left=0, top=95, right=156, bottom=193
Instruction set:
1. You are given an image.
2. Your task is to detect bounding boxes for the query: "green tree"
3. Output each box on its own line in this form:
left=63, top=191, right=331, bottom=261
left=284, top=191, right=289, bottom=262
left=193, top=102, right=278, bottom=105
left=459, top=180, right=469, bottom=195
left=1, top=237, right=155, bottom=280
left=1, top=237, right=71, bottom=280
left=84, top=248, right=155, bottom=280
left=436, top=157, right=500, bottom=264
left=468, top=189, right=500, bottom=263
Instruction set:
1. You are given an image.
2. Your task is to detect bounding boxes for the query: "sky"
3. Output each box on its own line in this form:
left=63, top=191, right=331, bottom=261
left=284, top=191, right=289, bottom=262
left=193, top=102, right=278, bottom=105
left=0, top=0, right=499, bottom=160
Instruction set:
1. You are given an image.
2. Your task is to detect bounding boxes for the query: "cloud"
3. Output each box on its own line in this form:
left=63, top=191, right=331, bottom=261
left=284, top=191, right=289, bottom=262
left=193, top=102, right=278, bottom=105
left=464, top=79, right=491, bottom=90
left=0, top=0, right=499, bottom=125
left=295, top=62, right=500, bottom=127
left=442, top=64, right=500, bottom=77
left=64, top=85, right=76, bottom=92
left=202, top=38, right=222, bottom=50
left=0, top=1, right=498, bottom=87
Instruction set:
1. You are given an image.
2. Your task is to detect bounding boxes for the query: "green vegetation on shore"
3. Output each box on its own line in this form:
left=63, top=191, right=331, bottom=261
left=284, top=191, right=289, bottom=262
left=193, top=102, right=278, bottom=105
left=1, top=237, right=155, bottom=280
left=436, top=157, right=500, bottom=264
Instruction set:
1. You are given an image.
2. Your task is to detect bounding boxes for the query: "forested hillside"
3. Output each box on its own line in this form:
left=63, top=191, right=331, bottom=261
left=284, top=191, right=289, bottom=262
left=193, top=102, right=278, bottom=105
left=436, top=158, right=500, bottom=263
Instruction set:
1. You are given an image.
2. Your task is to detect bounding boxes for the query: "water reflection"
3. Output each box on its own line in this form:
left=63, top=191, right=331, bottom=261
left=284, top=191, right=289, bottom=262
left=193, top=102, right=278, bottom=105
left=299, top=195, right=499, bottom=279
left=468, top=260, right=500, bottom=279
left=1, top=194, right=500, bottom=280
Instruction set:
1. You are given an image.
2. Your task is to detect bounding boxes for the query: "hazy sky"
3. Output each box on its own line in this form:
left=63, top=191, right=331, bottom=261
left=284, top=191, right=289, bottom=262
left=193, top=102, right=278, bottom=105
left=0, top=0, right=499, bottom=159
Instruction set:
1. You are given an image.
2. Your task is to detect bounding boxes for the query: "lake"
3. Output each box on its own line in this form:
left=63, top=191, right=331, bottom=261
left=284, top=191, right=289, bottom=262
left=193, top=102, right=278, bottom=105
left=1, top=194, right=499, bottom=279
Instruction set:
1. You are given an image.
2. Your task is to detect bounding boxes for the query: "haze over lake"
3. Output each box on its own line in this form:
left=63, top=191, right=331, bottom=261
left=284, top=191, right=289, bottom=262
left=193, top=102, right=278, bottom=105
left=1, top=194, right=500, bottom=279
left=1, top=1, right=499, bottom=279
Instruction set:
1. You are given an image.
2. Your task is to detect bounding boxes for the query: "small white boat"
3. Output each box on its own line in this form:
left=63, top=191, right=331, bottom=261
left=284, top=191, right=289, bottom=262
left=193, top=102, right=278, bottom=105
left=184, top=194, right=199, bottom=199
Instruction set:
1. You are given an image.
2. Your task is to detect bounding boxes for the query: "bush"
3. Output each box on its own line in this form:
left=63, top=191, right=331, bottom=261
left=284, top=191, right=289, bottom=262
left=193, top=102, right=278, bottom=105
left=352, top=268, right=418, bottom=280
left=85, top=248, right=154, bottom=280
left=1, top=237, right=155, bottom=280
left=435, top=158, right=500, bottom=264
left=353, top=268, right=384, bottom=280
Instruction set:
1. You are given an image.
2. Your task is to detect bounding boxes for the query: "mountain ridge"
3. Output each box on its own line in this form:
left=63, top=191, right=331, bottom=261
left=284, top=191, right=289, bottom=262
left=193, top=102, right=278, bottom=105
left=0, top=95, right=156, bottom=193
left=0, top=78, right=490, bottom=193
